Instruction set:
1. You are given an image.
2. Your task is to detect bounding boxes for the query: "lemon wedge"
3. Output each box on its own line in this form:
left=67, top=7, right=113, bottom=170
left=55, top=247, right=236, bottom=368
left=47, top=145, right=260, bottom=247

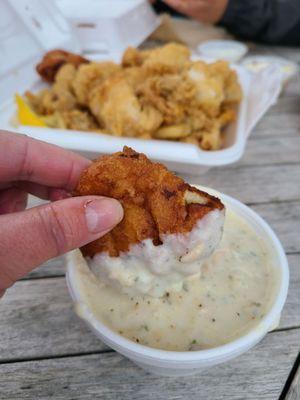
left=15, top=94, right=46, bottom=127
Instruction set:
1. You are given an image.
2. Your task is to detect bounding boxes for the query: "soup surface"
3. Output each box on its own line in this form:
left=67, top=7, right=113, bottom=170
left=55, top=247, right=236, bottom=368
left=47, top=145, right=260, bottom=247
left=73, top=209, right=279, bottom=351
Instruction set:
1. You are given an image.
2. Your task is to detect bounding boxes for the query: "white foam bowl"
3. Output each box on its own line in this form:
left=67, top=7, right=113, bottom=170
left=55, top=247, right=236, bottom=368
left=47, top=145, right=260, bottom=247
left=66, top=186, right=289, bottom=377
left=198, top=40, right=248, bottom=63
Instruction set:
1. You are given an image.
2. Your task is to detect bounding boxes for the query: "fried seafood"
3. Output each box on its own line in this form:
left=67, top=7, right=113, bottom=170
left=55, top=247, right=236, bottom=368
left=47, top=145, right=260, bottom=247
left=23, top=43, right=242, bottom=151
left=122, top=43, right=190, bottom=73
left=36, top=49, right=89, bottom=82
left=72, top=62, right=121, bottom=105
left=74, top=147, right=225, bottom=296
left=89, top=75, right=162, bottom=137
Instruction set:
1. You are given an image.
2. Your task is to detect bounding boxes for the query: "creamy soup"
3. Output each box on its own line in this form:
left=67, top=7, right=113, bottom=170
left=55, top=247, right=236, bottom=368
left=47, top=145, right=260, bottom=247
left=73, top=209, right=279, bottom=351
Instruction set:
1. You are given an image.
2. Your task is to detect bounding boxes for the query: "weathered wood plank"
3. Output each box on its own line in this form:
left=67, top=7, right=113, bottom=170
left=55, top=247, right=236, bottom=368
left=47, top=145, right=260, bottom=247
left=250, top=95, right=300, bottom=138
left=286, top=362, right=300, bottom=400
left=280, top=254, right=300, bottom=329
left=251, top=202, right=300, bottom=254
left=0, top=278, right=108, bottom=362
left=239, top=136, right=300, bottom=166
left=185, top=164, right=300, bottom=204
left=0, top=329, right=299, bottom=400
left=1, top=251, right=299, bottom=362
left=25, top=256, right=65, bottom=279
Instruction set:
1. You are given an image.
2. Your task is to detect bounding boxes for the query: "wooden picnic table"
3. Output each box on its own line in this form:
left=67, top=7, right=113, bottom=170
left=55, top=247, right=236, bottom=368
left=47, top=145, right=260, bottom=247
left=0, top=43, right=299, bottom=399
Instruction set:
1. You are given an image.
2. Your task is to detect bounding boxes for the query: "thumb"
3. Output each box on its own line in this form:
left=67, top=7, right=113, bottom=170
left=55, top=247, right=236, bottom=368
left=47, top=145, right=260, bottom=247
left=0, top=196, right=123, bottom=292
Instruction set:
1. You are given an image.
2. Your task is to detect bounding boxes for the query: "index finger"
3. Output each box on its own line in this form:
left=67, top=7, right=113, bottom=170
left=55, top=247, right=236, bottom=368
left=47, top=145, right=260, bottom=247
left=0, top=130, right=91, bottom=190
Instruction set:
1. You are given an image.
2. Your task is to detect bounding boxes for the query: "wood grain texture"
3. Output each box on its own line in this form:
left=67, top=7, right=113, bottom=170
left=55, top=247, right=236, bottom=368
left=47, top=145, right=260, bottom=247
left=0, top=329, right=299, bottom=400
left=240, top=136, right=300, bottom=166
left=24, top=256, right=65, bottom=279
left=1, top=252, right=299, bottom=362
left=186, top=164, right=300, bottom=204
left=251, top=202, right=300, bottom=254
left=0, top=278, right=108, bottom=362
left=286, top=363, right=300, bottom=400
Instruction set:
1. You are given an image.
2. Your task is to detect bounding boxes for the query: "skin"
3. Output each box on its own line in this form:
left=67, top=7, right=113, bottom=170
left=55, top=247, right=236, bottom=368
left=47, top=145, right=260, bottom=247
left=153, top=0, right=229, bottom=24
left=0, top=131, right=123, bottom=296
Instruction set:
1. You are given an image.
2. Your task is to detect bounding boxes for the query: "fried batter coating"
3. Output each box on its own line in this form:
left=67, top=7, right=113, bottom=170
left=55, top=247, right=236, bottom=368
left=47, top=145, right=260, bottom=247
left=74, top=147, right=224, bottom=258
left=36, top=49, right=89, bottom=82
left=89, top=75, right=162, bottom=137
left=72, top=62, right=121, bottom=105
left=122, top=43, right=190, bottom=74
left=27, top=43, right=242, bottom=150
left=137, top=74, right=196, bottom=125
left=26, top=64, right=78, bottom=115
left=54, top=110, right=99, bottom=131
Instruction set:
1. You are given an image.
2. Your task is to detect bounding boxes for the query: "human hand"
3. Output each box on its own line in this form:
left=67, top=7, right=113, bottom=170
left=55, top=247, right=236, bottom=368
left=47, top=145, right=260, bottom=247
left=0, top=131, right=123, bottom=296
left=161, top=0, right=228, bottom=24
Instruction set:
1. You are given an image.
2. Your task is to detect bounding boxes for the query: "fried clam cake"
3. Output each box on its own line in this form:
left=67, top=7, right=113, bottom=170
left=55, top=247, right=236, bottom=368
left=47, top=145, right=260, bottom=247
left=74, top=147, right=225, bottom=297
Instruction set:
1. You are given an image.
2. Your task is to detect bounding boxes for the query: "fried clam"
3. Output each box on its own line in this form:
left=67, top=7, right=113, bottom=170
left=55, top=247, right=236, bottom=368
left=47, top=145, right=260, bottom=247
left=88, top=75, right=162, bottom=137
left=74, top=147, right=225, bottom=297
left=72, top=62, right=121, bottom=105
left=36, top=49, right=89, bottom=83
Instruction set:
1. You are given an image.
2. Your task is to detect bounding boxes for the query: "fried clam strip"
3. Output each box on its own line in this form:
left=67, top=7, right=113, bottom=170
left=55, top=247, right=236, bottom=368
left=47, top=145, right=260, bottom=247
left=74, top=147, right=224, bottom=258
left=36, top=49, right=89, bottom=82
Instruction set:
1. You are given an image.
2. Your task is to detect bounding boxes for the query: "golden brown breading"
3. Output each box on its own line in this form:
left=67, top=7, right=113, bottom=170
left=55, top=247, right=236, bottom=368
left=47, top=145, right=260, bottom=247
left=36, top=49, right=89, bottom=82
left=72, top=62, right=121, bottom=105
left=28, top=43, right=242, bottom=150
left=54, top=109, right=99, bottom=131
left=137, top=74, right=195, bottom=125
left=122, top=43, right=190, bottom=74
left=208, top=60, right=242, bottom=104
left=122, top=47, right=151, bottom=67
left=74, top=147, right=224, bottom=257
left=88, top=75, right=162, bottom=137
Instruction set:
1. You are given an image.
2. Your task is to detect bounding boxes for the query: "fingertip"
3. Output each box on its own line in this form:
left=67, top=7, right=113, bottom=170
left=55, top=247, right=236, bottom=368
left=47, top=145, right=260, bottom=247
left=84, top=197, right=123, bottom=234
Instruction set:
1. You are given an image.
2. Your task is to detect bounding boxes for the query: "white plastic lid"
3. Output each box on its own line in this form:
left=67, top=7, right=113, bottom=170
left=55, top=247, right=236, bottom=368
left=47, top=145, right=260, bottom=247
left=0, top=0, right=80, bottom=106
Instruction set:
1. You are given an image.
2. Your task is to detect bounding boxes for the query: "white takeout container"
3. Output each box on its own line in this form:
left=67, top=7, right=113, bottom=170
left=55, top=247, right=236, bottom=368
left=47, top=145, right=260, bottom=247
left=0, top=0, right=251, bottom=175
left=66, top=186, right=289, bottom=377
left=0, top=63, right=251, bottom=175
left=198, top=40, right=248, bottom=63
left=56, top=0, right=159, bottom=56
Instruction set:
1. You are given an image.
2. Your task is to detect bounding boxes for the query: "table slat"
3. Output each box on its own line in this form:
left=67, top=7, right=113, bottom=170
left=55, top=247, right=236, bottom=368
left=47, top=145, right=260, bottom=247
left=0, top=329, right=299, bottom=400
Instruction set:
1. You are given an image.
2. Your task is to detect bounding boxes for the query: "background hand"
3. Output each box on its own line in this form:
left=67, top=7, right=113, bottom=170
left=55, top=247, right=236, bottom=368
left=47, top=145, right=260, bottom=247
left=161, top=0, right=228, bottom=24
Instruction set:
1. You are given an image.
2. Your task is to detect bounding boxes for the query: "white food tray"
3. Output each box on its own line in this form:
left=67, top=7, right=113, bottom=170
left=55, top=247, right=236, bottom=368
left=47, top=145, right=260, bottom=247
left=0, top=62, right=250, bottom=174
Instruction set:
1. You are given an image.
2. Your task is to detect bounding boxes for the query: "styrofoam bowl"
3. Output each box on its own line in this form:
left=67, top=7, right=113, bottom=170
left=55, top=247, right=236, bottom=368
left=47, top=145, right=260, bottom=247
left=66, top=186, right=289, bottom=376
left=198, top=40, right=248, bottom=63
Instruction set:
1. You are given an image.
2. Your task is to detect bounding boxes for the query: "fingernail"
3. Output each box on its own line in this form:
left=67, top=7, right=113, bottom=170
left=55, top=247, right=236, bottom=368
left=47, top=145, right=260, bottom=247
left=85, top=198, right=123, bottom=234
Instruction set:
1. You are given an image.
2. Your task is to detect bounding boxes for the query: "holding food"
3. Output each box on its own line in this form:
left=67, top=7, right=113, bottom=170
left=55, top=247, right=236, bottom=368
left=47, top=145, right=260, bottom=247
left=74, top=146, right=225, bottom=297
left=20, top=43, right=242, bottom=151
left=69, top=147, right=283, bottom=353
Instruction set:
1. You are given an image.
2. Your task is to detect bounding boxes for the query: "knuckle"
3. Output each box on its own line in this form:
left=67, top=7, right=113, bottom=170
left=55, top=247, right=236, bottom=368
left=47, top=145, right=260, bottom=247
left=36, top=204, right=71, bottom=256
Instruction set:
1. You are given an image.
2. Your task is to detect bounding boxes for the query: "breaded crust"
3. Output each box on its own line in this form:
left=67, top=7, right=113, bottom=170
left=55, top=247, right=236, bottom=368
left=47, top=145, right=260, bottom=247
left=36, top=49, right=89, bottom=83
left=74, top=147, right=224, bottom=257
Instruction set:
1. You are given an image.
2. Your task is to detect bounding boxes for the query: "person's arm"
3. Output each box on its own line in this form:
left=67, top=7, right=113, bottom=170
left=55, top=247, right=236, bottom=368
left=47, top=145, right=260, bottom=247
left=220, top=0, right=300, bottom=45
